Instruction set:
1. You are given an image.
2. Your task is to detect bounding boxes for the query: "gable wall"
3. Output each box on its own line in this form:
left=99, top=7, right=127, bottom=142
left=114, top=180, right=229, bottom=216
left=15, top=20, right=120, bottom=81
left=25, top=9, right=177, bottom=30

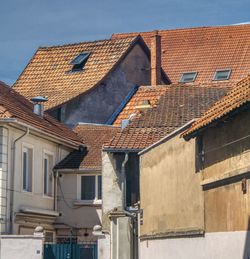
left=50, top=44, right=151, bottom=127
left=140, top=133, right=204, bottom=237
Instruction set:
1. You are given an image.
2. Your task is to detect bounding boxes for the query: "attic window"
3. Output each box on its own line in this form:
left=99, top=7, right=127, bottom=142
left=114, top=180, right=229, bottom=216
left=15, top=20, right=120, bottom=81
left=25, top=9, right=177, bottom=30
left=70, top=52, right=90, bottom=71
left=180, top=72, right=197, bottom=83
left=213, top=69, right=231, bottom=81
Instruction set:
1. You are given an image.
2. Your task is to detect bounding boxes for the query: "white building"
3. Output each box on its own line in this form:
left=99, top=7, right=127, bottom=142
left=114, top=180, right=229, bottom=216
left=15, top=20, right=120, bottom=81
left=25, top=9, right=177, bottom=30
left=0, top=81, right=82, bottom=240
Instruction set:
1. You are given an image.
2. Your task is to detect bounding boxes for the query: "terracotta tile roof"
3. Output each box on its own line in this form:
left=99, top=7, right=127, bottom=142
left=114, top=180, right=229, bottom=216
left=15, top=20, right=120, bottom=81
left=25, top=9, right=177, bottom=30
left=13, top=36, right=144, bottom=110
left=55, top=124, right=120, bottom=170
left=105, top=84, right=230, bottom=150
left=113, top=24, right=250, bottom=85
left=113, top=85, right=168, bottom=126
left=183, top=76, right=250, bottom=138
left=0, top=81, right=82, bottom=147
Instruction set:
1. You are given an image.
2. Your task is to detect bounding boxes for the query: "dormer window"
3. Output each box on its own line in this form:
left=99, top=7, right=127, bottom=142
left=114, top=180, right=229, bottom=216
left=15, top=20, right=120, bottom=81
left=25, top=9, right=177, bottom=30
left=180, top=72, right=197, bottom=83
left=213, top=69, right=231, bottom=81
left=70, top=52, right=90, bottom=72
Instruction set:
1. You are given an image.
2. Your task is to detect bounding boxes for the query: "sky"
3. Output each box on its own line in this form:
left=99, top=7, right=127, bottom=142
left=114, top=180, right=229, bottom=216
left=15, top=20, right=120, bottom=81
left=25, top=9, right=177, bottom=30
left=0, top=0, right=249, bottom=85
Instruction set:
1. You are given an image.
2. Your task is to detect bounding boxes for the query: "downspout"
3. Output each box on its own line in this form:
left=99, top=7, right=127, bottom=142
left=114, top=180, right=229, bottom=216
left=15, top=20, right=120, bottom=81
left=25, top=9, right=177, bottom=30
left=121, top=153, right=129, bottom=209
left=53, top=170, right=59, bottom=211
left=9, top=127, right=29, bottom=234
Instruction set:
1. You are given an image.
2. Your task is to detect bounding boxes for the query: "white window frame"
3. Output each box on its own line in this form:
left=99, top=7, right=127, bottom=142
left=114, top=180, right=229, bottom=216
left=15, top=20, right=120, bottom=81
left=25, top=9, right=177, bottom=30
left=213, top=69, right=231, bottom=81
left=22, top=144, right=34, bottom=193
left=43, top=150, right=54, bottom=198
left=76, top=174, right=102, bottom=205
left=179, top=72, right=198, bottom=83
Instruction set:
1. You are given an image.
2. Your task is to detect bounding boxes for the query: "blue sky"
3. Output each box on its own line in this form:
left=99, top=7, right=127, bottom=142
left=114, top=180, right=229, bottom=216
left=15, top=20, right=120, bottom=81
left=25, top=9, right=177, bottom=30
left=0, top=0, right=249, bottom=85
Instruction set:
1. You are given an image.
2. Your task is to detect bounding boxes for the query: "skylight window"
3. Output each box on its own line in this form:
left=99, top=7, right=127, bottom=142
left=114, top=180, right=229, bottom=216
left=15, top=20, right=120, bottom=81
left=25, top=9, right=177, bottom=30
left=70, top=52, right=90, bottom=71
left=180, top=72, right=197, bottom=83
left=213, top=69, right=231, bottom=81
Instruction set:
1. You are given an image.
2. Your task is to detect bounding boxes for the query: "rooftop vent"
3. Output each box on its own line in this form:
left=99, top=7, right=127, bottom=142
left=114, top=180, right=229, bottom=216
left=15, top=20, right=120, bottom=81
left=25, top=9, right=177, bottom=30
left=121, top=113, right=137, bottom=129
left=30, top=96, right=48, bottom=117
left=180, top=72, right=197, bottom=83
left=70, top=52, right=91, bottom=72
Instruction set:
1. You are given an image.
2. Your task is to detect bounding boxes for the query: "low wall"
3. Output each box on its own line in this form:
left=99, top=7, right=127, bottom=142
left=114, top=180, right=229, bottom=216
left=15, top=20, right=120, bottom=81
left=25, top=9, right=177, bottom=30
left=140, top=231, right=250, bottom=259
left=0, top=235, right=43, bottom=259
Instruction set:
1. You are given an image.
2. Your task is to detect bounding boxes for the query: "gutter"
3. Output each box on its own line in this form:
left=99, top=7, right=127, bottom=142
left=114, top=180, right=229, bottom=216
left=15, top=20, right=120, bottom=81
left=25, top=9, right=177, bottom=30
left=103, top=148, right=142, bottom=153
left=138, top=119, right=196, bottom=156
left=0, top=119, right=81, bottom=149
left=121, top=153, right=129, bottom=209
left=56, top=168, right=101, bottom=173
left=106, top=85, right=139, bottom=125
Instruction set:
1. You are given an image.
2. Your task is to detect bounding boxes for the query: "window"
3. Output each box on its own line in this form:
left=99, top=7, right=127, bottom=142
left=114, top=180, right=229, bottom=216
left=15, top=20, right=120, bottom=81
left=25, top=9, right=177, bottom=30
left=80, top=175, right=102, bottom=201
left=22, top=147, right=33, bottom=192
left=70, top=52, right=90, bottom=72
left=180, top=72, right=197, bottom=83
left=44, top=154, right=53, bottom=196
left=213, top=69, right=231, bottom=81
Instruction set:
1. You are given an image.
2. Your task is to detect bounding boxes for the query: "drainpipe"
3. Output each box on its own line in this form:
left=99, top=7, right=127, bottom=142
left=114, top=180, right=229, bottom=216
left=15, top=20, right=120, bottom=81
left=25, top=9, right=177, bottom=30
left=121, top=153, right=129, bottom=209
left=9, top=127, right=29, bottom=234
left=53, top=170, right=59, bottom=211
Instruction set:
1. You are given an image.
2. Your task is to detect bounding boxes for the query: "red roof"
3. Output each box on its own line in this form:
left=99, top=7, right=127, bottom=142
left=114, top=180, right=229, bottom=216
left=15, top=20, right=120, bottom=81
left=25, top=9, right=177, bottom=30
left=113, top=24, right=250, bottom=86
left=0, top=81, right=81, bottom=147
left=183, top=75, right=250, bottom=138
left=55, top=123, right=120, bottom=170
left=105, top=84, right=229, bottom=150
left=13, top=36, right=148, bottom=110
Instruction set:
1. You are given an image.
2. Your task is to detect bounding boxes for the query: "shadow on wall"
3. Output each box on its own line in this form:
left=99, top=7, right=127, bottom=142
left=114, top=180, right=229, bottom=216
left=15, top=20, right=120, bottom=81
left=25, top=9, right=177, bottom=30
left=195, top=109, right=250, bottom=173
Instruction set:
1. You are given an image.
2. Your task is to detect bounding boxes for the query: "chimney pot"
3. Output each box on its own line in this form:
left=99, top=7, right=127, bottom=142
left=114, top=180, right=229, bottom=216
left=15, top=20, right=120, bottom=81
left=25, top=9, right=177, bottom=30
left=30, top=96, right=48, bottom=117
left=151, top=31, right=162, bottom=86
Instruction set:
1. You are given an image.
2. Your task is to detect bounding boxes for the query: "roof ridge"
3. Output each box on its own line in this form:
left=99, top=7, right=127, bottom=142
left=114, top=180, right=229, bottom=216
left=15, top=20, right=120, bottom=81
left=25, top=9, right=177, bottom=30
left=113, top=23, right=250, bottom=37
left=38, top=36, right=137, bottom=50
left=75, top=122, right=120, bottom=128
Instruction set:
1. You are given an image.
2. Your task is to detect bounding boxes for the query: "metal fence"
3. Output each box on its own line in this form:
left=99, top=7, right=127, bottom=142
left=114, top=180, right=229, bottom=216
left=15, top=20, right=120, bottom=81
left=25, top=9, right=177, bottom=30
left=44, top=236, right=97, bottom=259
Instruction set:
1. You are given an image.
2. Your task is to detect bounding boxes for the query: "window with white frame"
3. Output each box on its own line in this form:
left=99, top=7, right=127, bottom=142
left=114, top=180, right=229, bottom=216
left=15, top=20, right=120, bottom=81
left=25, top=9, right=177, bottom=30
left=44, top=154, right=53, bottom=196
left=22, top=147, right=33, bottom=192
left=80, top=175, right=102, bottom=201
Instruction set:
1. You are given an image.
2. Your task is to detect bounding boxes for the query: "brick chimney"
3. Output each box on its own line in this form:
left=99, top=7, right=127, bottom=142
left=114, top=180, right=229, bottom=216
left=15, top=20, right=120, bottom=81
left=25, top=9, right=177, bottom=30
left=151, top=30, right=162, bottom=86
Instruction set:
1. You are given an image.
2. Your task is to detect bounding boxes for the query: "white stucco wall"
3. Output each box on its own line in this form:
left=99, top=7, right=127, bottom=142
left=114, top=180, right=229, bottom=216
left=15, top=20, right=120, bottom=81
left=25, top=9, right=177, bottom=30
left=98, top=234, right=111, bottom=259
left=140, top=231, right=250, bottom=259
left=0, top=124, right=72, bottom=234
left=0, top=235, right=43, bottom=259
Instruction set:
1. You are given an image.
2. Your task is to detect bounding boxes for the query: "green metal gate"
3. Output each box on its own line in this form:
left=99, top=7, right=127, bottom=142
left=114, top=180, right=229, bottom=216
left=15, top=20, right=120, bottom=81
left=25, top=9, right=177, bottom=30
left=44, top=243, right=97, bottom=259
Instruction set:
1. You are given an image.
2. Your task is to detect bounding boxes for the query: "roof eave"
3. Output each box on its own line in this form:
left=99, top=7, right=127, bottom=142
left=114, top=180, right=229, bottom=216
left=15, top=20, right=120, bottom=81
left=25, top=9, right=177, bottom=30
left=0, top=119, right=82, bottom=149
left=183, top=101, right=250, bottom=140
left=139, top=119, right=196, bottom=156
left=102, top=147, right=142, bottom=153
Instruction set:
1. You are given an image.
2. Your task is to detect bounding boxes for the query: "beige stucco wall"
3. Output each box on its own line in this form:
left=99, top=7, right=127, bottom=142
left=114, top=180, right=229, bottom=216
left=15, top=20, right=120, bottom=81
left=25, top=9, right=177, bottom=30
left=140, top=133, right=204, bottom=237
left=0, top=123, right=72, bottom=234
left=56, top=171, right=102, bottom=241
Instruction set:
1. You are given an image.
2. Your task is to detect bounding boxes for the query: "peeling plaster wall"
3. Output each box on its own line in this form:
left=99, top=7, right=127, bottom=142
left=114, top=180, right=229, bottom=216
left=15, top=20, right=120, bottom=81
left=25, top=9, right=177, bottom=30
left=102, top=152, right=124, bottom=231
